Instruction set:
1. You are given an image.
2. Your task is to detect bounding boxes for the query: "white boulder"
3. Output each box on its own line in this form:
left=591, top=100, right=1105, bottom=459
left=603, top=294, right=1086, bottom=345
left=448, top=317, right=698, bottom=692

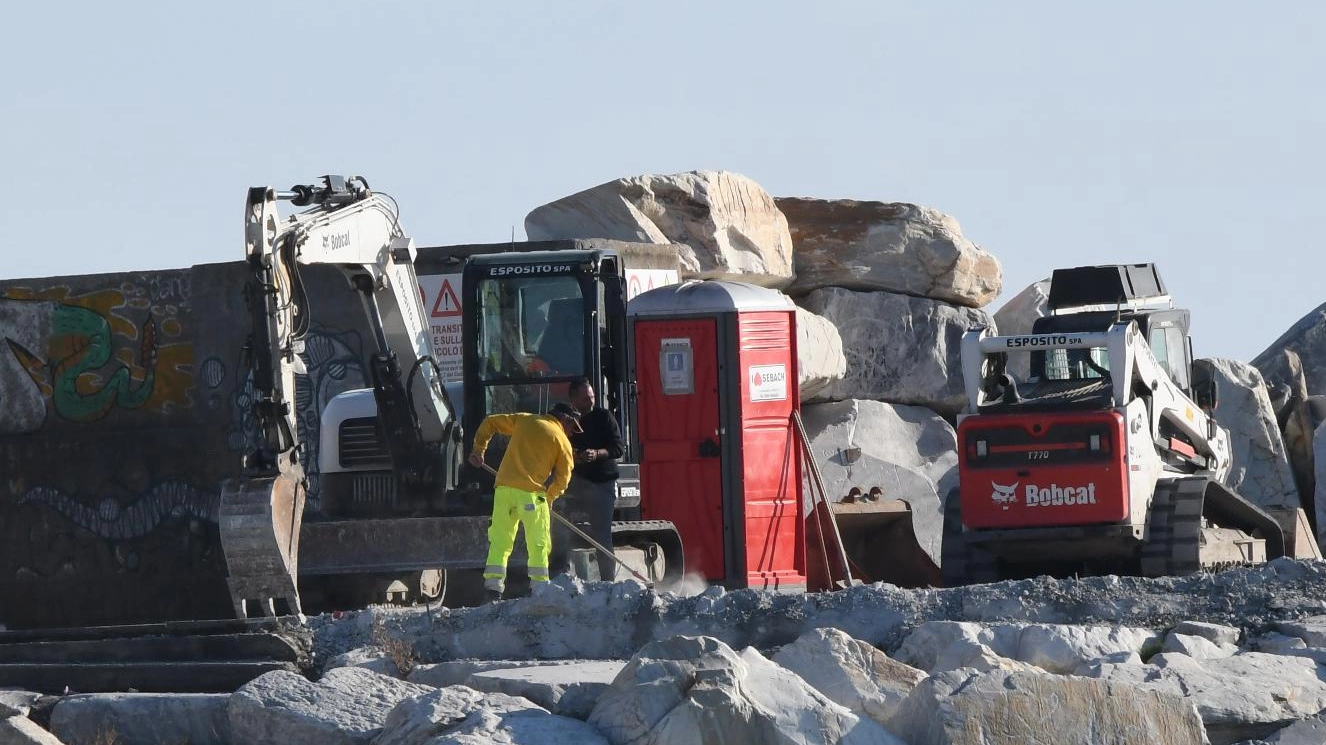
left=228, top=667, right=433, bottom=745
left=889, top=669, right=1207, bottom=745
left=798, top=287, right=991, bottom=414
left=374, top=685, right=607, bottom=745
left=797, top=306, right=848, bottom=402
left=526, top=170, right=795, bottom=288
left=772, top=627, right=927, bottom=725
left=776, top=198, right=1001, bottom=307
left=588, top=634, right=904, bottom=744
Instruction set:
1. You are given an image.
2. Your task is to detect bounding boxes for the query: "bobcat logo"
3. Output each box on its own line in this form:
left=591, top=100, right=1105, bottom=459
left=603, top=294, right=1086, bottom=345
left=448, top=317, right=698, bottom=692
left=991, top=481, right=1019, bottom=510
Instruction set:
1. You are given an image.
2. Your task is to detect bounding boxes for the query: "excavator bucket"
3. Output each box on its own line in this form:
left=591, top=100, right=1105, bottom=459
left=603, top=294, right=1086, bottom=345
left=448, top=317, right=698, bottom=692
left=218, top=473, right=306, bottom=619
left=830, top=497, right=942, bottom=588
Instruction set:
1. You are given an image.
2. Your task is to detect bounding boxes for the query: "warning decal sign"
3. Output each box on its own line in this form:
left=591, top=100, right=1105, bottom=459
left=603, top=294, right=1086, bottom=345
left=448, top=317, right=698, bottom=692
left=431, top=279, right=461, bottom=318
left=417, top=273, right=463, bottom=380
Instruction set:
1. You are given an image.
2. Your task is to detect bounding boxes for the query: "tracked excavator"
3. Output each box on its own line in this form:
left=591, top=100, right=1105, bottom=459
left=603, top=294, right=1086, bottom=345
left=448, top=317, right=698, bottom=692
left=942, top=263, right=1320, bottom=585
left=217, top=176, right=682, bottom=618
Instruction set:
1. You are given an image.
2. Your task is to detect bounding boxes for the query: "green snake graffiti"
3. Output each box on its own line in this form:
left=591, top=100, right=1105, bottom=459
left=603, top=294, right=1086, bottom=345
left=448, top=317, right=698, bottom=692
left=50, top=304, right=157, bottom=422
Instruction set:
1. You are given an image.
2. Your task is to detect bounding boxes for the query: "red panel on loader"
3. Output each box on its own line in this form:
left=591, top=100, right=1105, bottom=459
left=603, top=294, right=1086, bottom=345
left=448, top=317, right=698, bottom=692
left=957, top=410, right=1130, bottom=529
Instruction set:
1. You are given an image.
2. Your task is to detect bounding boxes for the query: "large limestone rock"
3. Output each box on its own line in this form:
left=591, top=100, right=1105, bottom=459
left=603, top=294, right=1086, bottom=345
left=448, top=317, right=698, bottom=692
left=525, top=170, right=795, bottom=288
left=801, top=399, right=956, bottom=568
left=51, top=693, right=229, bottom=745
left=464, top=660, right=625, bottom=720
left=991, top=279, right=1049, bottom=336
left=772, top=627, right=927, bottom=725
left=895, top=621, right=1161, bottom=675
left=588, top=635, right=904, bottom=745
left=1161, top=633, right=1237, bottom=661
left=776, top=198, right=1001, bottom=307
left=0, top=715, right=64, bottom=745
left=1286, top=394, right=1326, bottom=530
left=0, top=693, right=40, bottom=719
left=1201, top=358, right=1301, bottom=511
left=229, top=667, right=433, bottom=745
left=991, top=279, right=1047, bottom=382
left=1258, top=713, right=1326, bottom=744
left=1314, top=422, right=1326, bottom=545
left=1253, top=303, right=1326, bottom=397
left=375, top=686, right=607, bottom=745
left=1081, top=651, right=1326, bottom=743
left=799, top=287, right=991, bottom=414
left=1274, top=614, right=1326, bottom=647
left=324, top=645, right=406, bottom=678
left=797, top=306, right=848, bottom=402
left=408, top=659, right=585, bottom=689
left=889, top=669, right=1207, bottom=745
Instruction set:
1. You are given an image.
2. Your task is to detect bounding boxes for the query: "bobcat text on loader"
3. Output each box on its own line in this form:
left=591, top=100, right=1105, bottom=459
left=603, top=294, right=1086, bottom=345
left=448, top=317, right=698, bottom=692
left=942, top=263, right=1320, bottom=585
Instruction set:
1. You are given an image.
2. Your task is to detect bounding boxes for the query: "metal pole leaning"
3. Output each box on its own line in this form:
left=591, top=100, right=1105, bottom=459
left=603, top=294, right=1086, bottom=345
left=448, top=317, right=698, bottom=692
left=480, top=462, right=653, bottom=587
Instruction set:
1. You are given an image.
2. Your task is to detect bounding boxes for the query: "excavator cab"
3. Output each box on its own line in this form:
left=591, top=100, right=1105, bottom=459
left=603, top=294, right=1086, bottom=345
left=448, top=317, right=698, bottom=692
left=459, top=250, right=629, bottom=465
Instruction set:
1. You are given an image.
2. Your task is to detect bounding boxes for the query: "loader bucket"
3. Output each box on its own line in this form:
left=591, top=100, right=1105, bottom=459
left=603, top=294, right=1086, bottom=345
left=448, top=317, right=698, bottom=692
left=1264, top=507, right=1323, bottom=560
left=807, top=498, right=941, bottom=590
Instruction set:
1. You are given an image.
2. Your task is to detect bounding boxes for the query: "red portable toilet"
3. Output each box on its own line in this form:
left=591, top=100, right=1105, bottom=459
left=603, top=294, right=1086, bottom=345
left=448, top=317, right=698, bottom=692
left=627, top=280, right=806, bottom=591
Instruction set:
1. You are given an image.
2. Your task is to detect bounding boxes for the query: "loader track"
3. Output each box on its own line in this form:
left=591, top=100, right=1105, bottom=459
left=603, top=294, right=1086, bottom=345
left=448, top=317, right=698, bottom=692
left=940, top=490, right=999, bottom=586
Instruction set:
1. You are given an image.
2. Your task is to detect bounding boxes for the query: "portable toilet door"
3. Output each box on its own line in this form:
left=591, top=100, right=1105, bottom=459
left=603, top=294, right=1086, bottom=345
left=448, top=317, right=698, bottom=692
left=628, top=280, right=806, bottom=591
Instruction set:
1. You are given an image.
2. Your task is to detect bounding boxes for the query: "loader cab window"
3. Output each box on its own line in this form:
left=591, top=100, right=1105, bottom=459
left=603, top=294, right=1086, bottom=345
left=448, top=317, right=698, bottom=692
left=1038, top=347, right=1110, bottom=381
left=1148, top=325, right=1190, bottom=390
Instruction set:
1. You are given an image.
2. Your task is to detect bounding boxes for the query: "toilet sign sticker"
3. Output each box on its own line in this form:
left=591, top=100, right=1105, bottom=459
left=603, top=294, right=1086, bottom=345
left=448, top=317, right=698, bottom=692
left=660, top=338, right=694, bottom=395
left=749, top=364, right=788, bottom=402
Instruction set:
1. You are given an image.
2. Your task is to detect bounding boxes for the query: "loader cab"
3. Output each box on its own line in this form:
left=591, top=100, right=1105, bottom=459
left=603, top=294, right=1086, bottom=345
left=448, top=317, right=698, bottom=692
left=459, top=250, right=631, bottom=457
left=1030, top=309, right=1193, bottom=394
left=1035, top=263, right=1194, bottom=394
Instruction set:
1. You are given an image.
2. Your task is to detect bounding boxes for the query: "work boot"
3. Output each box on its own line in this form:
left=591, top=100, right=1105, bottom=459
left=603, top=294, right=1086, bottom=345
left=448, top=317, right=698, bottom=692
left=484, top=588, right=503, bottom=604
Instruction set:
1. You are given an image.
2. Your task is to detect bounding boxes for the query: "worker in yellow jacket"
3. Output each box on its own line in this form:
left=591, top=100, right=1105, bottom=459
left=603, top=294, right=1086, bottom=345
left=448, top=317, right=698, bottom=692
left=468, top=402, right=580, bottom=601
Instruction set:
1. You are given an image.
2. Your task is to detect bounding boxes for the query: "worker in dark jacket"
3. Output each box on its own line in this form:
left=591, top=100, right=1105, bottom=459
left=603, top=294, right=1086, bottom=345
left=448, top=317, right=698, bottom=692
left=469, top=403, right=579, bottom=601
left=550, top=377, right=624, bottom=581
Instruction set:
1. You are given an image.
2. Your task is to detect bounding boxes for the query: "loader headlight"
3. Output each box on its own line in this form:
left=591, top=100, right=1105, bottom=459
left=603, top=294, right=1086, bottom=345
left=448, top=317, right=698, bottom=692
left=1089, top=435, right=1101, bottom=451
left=976, top=440, right=988, bottom=457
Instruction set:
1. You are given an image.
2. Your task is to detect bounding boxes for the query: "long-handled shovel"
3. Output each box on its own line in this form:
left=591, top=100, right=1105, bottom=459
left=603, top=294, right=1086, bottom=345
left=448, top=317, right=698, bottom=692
left=479, top=462, right=654, bottom=587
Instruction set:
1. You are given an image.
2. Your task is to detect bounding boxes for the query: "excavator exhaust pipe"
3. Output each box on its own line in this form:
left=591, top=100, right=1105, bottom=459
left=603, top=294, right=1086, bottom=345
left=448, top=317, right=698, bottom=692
left=218, top=472, right=306, bottom=619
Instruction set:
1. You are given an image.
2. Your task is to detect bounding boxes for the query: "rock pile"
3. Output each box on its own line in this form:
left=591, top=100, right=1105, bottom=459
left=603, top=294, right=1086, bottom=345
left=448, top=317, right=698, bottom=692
left=14, top=563, right=1326, bottom=743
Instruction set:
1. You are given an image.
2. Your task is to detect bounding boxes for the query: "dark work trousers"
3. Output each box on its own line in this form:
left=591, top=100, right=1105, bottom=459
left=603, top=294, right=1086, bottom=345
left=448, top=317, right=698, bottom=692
left=549, top=474, right=617, bottom=581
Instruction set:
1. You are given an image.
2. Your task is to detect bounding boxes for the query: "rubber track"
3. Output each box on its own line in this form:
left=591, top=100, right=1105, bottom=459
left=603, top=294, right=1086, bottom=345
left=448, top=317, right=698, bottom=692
left=940, top=490, right=999, bottom=587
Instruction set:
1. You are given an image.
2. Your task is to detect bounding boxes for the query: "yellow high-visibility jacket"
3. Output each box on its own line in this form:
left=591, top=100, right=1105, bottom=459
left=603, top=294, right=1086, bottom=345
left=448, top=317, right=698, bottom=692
left=473, top=413, right=575, bottom=501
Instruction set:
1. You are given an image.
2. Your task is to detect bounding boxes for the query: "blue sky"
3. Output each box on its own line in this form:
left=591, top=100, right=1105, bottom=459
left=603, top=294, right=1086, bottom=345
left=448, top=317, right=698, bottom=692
left=3, top=2, right=1321, bottom=362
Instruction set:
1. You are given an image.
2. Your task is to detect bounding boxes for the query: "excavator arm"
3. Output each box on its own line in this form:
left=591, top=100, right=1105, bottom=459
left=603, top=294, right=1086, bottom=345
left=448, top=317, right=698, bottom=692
left=221, top=175, right=456, bottom=619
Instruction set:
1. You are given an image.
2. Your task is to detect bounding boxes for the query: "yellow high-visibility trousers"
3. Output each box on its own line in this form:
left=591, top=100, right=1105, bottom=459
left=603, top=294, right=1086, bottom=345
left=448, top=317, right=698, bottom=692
left=483, top=485, right=552, bottom=594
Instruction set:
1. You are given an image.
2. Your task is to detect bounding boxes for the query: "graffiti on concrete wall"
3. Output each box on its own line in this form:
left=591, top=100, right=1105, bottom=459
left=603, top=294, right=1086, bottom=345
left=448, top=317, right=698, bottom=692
left=0, top=283, right=194, bottom=435
left=17, top=481, right=214, bottom=541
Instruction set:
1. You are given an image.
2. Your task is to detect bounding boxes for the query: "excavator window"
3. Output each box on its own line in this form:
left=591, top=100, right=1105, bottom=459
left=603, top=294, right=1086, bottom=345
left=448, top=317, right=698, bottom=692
left=475, top=275, right=584, bottom=381
left=472, top=273, right=587, bottom=418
